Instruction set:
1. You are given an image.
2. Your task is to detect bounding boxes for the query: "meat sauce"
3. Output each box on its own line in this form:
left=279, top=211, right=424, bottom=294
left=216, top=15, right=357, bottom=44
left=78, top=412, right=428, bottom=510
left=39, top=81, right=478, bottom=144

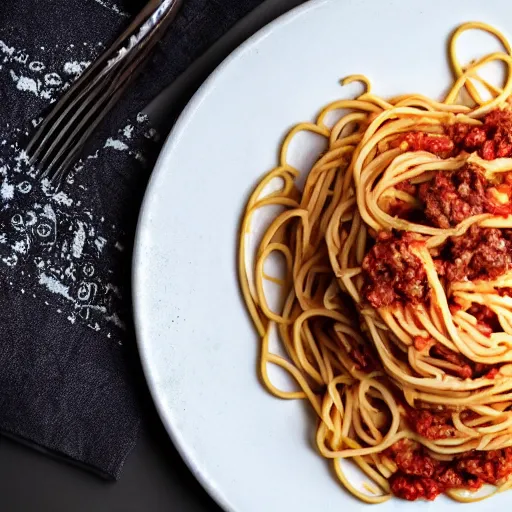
left=364, top=109, right=512, bottom=308
left=394, top=163, right=512, bottom=229
left=411, top=336, right=498, bottom=378
left=437, top=225, right=512, bottom=282
left=361, top=226, right=512, bottom=309
left=349, top=344, right=380, bottom=372
left=418, top=164, right=492, bottom=228
left=387, top=439, right=512, bottom=501
left=395, top=108, right=512, bottom=160
left=449, top=109, right=512, bottom=160
left=362, top=110, right=512, bottom=501
left=406, top=408, right=456, bottom=440
left=390, top=109, right=512, bottom=226
left=394, top=132, right=454, bottom=157
left=361, top=231, right=429, bottom=308
left=428, top=342, right=498, bottom=379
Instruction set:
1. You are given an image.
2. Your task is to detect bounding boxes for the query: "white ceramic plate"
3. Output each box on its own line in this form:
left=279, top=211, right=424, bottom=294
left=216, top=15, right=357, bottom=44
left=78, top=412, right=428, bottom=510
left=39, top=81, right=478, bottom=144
left=133, top=1, right=512, bottom=510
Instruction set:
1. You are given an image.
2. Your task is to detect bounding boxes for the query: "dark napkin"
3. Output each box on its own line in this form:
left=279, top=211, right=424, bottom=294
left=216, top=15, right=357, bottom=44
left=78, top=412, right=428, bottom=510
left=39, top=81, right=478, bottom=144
left=0, top=0, right=265, bottom=479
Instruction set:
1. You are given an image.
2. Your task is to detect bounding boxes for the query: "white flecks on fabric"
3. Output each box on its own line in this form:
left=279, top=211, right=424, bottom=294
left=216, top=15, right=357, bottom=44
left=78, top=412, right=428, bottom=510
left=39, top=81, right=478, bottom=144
left=1, top=178, right=14, bottom=199
left=29, top=61, right=45, bottom=73
left=106, top=312, right=125, bottom=329
left=136, top=112, right=148, bottom=123
left=15, top=75, right=38, bottom=94
left=72, top=222, right=86, bottom=259
left=3, top=255, right=18, bottom=267
left=95, top=237, right=107, bottom=253
left=10, top=70, right=38, bottom=95
left=3, top=42, right=92, bottom=102
left=104, top=138, right=128, bottom=151
left=52, top=191, right=73, bottom=206
left=123, top=124, right=134, bottom=139
left=0, top=40, right=15, bottom=56
left=92, top=0, right=129, bottom=16
left=63, top=61, right=90, bottom=76
left=40, top=178, right=52, bottom=194
left=0, top=33, right=155, bottom=334
left=40, top=89, right=52, bottom=100
left=39, top=273, right=73, bottom=301
left=12, top=240, right=27, bottom=254
left=44, top=73, right=63, bottom=87
left=14, top=149, right=29, bottom=164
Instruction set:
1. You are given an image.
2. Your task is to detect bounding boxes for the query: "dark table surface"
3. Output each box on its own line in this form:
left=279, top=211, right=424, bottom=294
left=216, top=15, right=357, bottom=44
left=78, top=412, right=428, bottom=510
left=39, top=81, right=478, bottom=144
left=0, top=0, right=304, bottom=510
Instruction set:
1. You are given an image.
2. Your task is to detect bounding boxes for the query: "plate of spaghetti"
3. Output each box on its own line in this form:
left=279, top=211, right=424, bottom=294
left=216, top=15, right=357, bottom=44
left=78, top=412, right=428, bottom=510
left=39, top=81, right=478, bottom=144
left=133, top=0, right=512, bottom=510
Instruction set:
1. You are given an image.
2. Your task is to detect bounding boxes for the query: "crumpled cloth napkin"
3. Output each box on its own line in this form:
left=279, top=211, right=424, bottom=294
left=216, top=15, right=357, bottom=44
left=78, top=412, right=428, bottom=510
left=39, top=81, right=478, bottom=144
left=0, top=0, right=265, bottom=478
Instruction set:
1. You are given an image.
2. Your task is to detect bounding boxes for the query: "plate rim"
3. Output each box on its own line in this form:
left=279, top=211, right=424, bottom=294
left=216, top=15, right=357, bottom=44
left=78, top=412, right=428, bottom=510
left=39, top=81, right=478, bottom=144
left=132, top=1, right=326, bottom=510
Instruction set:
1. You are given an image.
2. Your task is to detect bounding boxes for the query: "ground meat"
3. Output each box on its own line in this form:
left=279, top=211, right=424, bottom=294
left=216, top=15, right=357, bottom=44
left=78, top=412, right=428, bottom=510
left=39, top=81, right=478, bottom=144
left=429, top=342, right=496, bottom=379
left=395, top=179, right=417, bottom=195
left=468, top=304, right=502, bottom=333
left=448, top=108, right=512, bottom=160
left=457, top=448, right=512, bottom=484
left=426, top=342, right=501, bottom=378
left=435, top=467, right=465, bottom=489
left=406, top=408, right=456, bottom=440
left=361, top=231, right=429, bottom=308
left=439, top=225, right=512, bottom=282
left=430, top=344, right=472, bottom=379
left=390, top=475, right=444, bottom=501
left=390, top=123, right=512, bottom=224
left=387, top=440, right=512, bottom=501
left=387, top=199, right=415, bottom=219
left=499, top=287, right=512, bottom=296
left=418, top=164, right=488, bottom=228
left=394, top=132, right=455, bottom=157
left=350, top=344, right=379, bottom=372
left=396, top=108, right=512, bottom=161
left=394, top=445, right=437, bottom=476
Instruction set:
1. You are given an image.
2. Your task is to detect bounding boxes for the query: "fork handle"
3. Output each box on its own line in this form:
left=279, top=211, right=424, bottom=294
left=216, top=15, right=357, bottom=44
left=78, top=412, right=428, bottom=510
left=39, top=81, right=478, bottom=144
left=87, top=0, right=183, bottom=78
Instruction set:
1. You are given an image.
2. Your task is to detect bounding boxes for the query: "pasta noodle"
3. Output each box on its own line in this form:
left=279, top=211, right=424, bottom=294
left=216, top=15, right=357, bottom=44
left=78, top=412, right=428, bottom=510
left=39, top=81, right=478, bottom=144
left=239, top=22, right=512, bottom=502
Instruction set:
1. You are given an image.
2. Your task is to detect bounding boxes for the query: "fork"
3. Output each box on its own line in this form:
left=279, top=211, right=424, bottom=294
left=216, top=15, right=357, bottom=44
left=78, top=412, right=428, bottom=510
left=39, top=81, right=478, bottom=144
left=26, top=0, right=183, bottom=187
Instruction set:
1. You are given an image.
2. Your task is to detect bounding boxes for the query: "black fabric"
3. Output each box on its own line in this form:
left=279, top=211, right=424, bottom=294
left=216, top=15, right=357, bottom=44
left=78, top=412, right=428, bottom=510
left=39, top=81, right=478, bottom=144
left=0, top=0, right=264, bottom=479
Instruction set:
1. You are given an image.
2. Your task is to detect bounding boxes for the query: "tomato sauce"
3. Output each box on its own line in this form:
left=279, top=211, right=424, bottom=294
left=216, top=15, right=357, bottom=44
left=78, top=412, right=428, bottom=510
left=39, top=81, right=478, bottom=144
left=448, top=108, right=512, bottom=160
left=406, top=408, right=456, bottom=440
left=387, top=440, right=512, bottom=501
left=349, top=344, right=380, bottom=371
left=394, top=132, right=455, bottom=156
left=394, top=108, right=512, bottom=161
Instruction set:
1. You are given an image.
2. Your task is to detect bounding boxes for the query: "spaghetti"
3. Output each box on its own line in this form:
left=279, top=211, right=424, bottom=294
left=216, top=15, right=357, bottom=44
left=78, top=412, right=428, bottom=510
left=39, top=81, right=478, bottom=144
left=239, top=22, right=512, bottom=502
